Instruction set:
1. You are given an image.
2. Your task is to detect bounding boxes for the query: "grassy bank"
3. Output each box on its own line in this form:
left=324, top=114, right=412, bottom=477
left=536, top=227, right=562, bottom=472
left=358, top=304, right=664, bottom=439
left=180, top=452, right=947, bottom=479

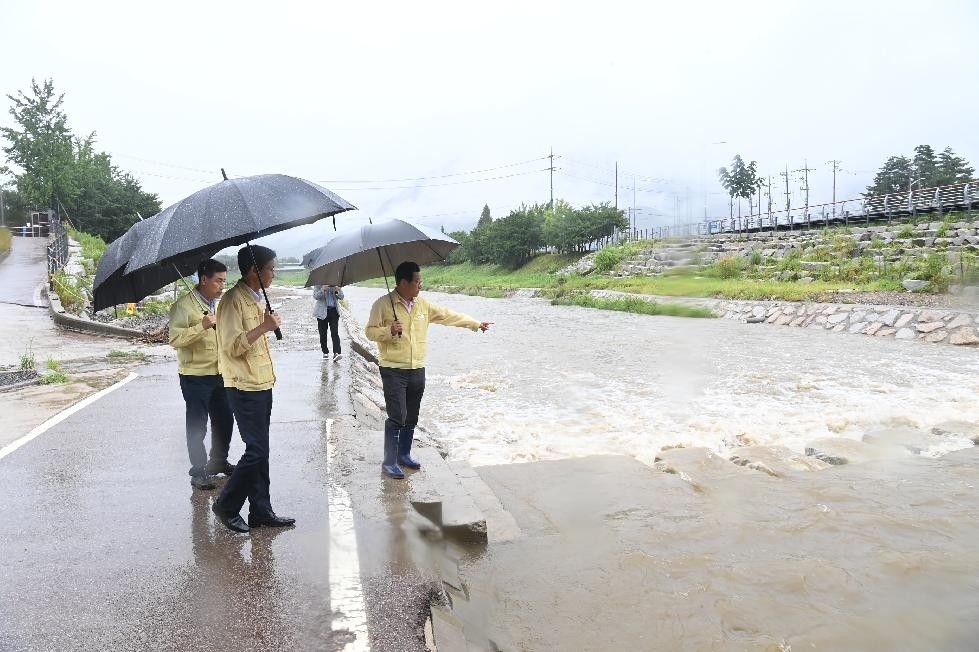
left=0, top=227, right=11, bottom=255
left=551, top=294, right=715, bottom=318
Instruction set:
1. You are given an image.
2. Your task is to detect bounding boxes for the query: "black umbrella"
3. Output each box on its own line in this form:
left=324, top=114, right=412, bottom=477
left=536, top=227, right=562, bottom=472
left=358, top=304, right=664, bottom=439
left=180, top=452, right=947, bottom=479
left=96, top=171, right=355, bottom=337
left=125, top=171, right=355, bottom=275
left=303, top=219, right=459, bottom=287
left=92, top=214, right=205, bottom=312
left=303, top=219, right=459, bottom=327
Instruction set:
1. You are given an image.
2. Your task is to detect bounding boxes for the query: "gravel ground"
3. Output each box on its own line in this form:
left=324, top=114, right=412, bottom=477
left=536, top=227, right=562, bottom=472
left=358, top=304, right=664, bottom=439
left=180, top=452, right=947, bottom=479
left=825, top=290, right=974, bottom=310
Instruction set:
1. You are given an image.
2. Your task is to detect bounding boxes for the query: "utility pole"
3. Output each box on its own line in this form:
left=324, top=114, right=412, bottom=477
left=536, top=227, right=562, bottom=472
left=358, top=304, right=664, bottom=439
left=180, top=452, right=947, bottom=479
left=792, top=159, right=815, bottom=229
left=632, top=177, right=639, bottom=237
left=614, top=161, right=618, bottom=210
left=780, top=165, right=792, bottom=230
left=0, top=188, right=5, bottom=227
left=826, top=159, right=841, bottom=218
left=548, top=147, right=555, bottom=209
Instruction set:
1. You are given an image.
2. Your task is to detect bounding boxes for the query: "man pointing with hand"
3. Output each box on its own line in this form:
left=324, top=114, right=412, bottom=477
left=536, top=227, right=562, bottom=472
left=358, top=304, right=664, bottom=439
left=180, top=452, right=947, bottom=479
left=366, top=261, right=492, bottom=479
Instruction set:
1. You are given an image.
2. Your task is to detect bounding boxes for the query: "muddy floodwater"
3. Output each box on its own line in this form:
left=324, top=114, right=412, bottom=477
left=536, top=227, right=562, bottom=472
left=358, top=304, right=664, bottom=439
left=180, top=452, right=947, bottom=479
left=341, top=286, right=979, bottom=650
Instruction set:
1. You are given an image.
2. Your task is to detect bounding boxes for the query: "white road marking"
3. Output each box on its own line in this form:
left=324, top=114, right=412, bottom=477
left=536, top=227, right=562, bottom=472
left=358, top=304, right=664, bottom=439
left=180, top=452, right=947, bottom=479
left=325, top=417, right=371, bottom=651
left=0, top=372, right=139, bottom=461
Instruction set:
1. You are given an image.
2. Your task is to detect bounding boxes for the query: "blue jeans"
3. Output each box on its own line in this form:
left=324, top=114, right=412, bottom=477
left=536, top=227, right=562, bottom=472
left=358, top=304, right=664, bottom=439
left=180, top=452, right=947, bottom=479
left=178, top=374, right=233, bottom=477
left=216, top=388, right=274, bottom=518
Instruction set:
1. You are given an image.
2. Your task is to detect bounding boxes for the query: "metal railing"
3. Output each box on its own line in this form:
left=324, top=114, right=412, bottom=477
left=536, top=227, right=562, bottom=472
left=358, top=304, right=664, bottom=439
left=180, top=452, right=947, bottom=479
left=46, top=218, right=68, bottom=287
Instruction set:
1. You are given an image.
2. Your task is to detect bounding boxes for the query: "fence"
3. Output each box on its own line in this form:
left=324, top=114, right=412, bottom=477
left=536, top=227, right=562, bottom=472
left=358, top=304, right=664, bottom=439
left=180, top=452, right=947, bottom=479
left=702, top=179, right=979, bottom=236
left=46, top=216, right=68, bottom=288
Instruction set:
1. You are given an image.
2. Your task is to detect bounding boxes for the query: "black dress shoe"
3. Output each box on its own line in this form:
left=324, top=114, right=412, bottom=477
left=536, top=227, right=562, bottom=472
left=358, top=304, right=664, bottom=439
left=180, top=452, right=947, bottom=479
left=211, top=502, right=250, bottom=533
left=206, top=461, right=236, bottom=476
left=247, top=512, right=296, bottom=528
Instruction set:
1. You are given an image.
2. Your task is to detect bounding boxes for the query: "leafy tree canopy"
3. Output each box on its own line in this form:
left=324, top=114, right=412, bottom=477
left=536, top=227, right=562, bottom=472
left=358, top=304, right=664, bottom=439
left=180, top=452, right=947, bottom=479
left=866, top=145, right=975, bottom=196
left=1, top=78, right=161, bottom=241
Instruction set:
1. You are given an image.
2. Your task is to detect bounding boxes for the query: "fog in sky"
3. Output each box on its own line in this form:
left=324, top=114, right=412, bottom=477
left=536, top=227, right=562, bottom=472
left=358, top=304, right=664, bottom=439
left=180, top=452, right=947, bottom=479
left=2, top=0, right=977, bottom=256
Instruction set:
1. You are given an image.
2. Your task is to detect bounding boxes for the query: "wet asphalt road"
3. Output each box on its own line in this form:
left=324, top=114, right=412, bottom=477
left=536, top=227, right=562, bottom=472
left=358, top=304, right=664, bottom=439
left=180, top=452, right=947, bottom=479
left=0, top=350, right=436, bottom=651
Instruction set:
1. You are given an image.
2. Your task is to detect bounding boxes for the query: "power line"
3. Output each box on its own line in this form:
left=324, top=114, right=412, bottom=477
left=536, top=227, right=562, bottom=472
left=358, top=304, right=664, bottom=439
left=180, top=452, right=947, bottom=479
left=329, top=169, right=546, bottom=191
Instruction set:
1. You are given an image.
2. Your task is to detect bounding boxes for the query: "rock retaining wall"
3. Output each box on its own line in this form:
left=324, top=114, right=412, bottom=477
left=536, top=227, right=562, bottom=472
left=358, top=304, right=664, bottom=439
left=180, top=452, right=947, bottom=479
left=590, top=290, right=979, bottom=346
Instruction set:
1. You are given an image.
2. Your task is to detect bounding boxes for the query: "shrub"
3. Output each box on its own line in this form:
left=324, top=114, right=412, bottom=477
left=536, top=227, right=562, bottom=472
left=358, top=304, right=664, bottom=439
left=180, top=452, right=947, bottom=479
left=896, top=224, right=915, bottom=239
left=594, top=247, right=625, bottom=273
left=708, top=256, right=744, bottom=279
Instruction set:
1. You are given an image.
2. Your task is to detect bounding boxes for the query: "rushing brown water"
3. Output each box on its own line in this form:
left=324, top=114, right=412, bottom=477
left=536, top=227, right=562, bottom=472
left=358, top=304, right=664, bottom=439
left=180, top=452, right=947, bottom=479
left=332, top=286, right=979, bottom=650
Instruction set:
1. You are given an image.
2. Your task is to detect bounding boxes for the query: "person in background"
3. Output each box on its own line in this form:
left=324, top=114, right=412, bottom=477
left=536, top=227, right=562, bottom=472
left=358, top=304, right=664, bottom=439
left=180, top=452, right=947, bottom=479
left=365, top=261, right=492, bottom=479
left=211, top=245, right=295, bottom=534
left=168, top=259, right=234, bottom=490
left=313, top=284, right=344, bottom=361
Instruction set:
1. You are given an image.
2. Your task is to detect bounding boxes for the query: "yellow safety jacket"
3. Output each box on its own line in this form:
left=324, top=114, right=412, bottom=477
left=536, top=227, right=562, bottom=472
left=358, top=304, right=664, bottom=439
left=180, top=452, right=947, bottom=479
left=365, top=291, right=480, bottom=369
left=169, top=290, right=219, bottom=376
left=217, top=281, right=276, bottom=391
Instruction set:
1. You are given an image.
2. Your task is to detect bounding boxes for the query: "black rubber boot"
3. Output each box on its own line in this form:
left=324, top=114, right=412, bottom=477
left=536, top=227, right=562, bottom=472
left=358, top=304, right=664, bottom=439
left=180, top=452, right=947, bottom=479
left=381, top=422, right=405, bottom=479
left=398, top=427, right=421, bottom=470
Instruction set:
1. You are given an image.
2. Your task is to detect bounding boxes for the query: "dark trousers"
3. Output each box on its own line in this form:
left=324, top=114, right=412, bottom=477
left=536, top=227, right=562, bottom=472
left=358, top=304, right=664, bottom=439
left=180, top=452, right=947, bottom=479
left=317, top=307, right=341, bottom=355
left=216, top=388, right=273, bottom=518
left=379, top=367, right=426, bottom=429
left=178, top=374, right=233, bottom=477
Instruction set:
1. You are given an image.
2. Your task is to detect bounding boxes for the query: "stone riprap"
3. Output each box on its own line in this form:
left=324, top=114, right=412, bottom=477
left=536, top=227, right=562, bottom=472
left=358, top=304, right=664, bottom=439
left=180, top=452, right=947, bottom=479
left=590, top=289, right=979, bottom=347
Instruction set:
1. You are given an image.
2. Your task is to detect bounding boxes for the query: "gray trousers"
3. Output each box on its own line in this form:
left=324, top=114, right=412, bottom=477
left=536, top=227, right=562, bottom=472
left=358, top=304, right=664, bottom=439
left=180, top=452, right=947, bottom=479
left=379, top=367, right=426, bottom=429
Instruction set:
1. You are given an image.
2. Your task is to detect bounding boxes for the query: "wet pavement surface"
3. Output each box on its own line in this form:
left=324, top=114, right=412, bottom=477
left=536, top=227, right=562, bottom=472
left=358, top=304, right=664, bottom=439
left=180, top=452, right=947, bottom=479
left=0, top=237, right=48, bottom=307
left=0, top=347, right=438, bottom=651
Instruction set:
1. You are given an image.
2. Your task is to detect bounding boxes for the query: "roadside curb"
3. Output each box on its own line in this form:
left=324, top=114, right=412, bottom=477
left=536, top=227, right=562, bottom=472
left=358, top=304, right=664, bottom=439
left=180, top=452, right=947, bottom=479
left=48, top=294, right=148, bottom=339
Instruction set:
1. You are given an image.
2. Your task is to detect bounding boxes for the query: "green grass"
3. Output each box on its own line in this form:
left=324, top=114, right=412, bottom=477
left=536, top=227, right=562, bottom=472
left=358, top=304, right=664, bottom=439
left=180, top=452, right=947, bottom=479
left=41, top=358, right=68, bottom=384
left=0, top=227, right=11, bottom=254
left=551, top=294, right=715, bottom=318
left=107, top=350, right=147, bottom=361
left=68, top=228, right=107, bottom=264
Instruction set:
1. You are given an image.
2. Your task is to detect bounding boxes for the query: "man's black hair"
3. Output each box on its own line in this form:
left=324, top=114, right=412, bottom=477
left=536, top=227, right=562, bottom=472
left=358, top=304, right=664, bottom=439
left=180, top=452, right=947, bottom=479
left=395, top=261, right=420, bottom=285
left=197, top=258, right=228, bottom=279
left=238, top=245, right=276, bottom=277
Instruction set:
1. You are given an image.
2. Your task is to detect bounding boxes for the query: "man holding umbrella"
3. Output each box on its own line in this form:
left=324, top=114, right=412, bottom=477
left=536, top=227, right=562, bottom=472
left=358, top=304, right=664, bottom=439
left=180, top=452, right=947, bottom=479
left=168, top=258, right=235, bottom=490
left=366, top=261, right=491, bottom=479
left=211, top=245, right=295, bottom=533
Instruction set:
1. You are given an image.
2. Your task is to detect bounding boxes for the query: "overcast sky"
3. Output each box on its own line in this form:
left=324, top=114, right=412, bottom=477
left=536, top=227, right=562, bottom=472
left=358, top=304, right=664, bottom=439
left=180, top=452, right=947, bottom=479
left=2, top=0, right=977, bottom=256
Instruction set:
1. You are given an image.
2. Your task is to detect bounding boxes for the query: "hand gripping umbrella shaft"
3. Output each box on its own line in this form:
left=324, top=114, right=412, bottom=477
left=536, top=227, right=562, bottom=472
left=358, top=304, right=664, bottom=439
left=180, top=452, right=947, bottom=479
left=247, top=242, right=282, bottom=340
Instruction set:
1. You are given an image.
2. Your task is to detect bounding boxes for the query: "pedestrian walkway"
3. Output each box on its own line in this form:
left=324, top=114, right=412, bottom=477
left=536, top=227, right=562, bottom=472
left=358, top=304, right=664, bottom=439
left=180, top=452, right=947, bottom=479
left=0, top=237, right=49, bottom=307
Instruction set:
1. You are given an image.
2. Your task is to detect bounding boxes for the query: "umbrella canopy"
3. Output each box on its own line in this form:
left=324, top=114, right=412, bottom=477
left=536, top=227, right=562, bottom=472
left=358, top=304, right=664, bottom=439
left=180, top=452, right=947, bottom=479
left=303, top=219, right=458, bottom=287
left=124, top=173, right=356, bottom=275
left=92, top=217, right=201, bottom=311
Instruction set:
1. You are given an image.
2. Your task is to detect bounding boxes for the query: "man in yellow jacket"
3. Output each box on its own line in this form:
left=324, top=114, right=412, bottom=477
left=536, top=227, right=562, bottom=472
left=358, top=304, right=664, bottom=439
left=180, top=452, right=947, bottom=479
left=211, top=245, right=295, bottom=534
left=168, top=259, right=234, bottom=490
left=366, top=261, right=491, bottom=479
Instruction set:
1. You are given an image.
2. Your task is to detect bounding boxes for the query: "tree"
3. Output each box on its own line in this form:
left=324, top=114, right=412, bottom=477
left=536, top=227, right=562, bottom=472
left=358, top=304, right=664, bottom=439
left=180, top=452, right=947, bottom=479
left=0, top=79, right=77, bottom=212
left=481, top=204, right=545, bottom=268
left=717, top=155, right=758, bottom=223
left=866, top=155, right=912, bottom=195
left=0, top=78, right=161, bottom=241
left=936, top=147, right=975, bottom=186
left=866, top=146, right=974, bottom=195
left=477, top=204, right=492, bottom=227
left=912, top=145, right=937, bottom=187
